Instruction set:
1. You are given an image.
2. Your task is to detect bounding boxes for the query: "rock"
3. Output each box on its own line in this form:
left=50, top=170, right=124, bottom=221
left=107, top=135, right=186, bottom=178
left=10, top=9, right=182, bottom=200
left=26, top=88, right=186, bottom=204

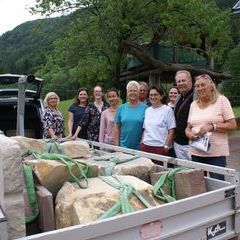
left=0, top=135, right=26, bottom=239
left=24, top=159, right=93, bottom=196
left=55, top=176, right=162, bottom=229
left=36, top=185, right=55, bottom=232
left=87, top=152, right=156, bottom=182
left=61, top=140, right=90, bottom=158
left=151, top=169, right=206, bottom=199
left=11, top=136, right=46, bottom=154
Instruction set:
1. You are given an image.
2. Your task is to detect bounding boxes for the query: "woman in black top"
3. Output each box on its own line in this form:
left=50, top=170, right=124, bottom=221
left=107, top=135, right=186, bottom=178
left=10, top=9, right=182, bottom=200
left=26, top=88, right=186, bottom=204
left=72, top=85, right=109, bottom=141
left=67, top=88, right=89, bottom=139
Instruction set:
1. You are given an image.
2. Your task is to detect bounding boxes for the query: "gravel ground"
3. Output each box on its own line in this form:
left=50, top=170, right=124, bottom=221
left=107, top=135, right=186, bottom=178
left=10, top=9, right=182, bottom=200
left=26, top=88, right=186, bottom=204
left=227, top=130, right=240, bottom=170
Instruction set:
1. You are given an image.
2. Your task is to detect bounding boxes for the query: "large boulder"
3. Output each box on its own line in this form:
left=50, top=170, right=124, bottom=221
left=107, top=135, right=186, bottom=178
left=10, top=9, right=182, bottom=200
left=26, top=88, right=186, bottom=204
left=87, top=152, right=156, bottom=182
left=151, top=168, right=206, bottom=200
left=0, top=135, right=26, bottom=239
left=61, top=140, right=90, bottom=158
left=24, top=159, right=93, bottom=196
left=10, top=136, right=46, bottom=154
left=55, top=176, right=162, bottom=229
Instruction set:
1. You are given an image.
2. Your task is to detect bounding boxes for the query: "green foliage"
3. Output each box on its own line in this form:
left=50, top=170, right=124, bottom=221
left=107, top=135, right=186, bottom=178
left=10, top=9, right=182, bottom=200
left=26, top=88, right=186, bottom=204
left=222, top=43, right=240, bottom=106
left=233, top=106, right=240, bottom=117
left=0, top=17, right=71, bottom=75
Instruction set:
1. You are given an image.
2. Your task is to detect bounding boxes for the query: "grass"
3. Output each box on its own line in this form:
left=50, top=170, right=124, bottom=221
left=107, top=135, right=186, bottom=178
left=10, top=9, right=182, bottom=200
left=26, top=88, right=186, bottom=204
left=59, top=99, right=74, bottom=134
left=233, top=106, right=240, bottom=117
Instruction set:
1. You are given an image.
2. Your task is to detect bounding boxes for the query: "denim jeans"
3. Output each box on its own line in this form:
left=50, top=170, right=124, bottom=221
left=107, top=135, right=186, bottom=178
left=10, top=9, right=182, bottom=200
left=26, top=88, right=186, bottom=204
left=191, top=155, right=226, bottom=181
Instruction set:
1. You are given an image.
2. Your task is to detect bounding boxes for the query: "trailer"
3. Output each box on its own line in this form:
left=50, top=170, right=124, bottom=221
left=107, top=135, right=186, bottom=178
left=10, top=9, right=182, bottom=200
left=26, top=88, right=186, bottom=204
left=2, top=141, right=240, bottom=240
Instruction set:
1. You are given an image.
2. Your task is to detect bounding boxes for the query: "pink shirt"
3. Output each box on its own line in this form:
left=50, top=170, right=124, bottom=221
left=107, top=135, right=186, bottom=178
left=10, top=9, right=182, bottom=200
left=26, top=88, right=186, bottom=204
left=188, top=95, right=235, bottom=157
left=99, top=108, right=116, bottom=145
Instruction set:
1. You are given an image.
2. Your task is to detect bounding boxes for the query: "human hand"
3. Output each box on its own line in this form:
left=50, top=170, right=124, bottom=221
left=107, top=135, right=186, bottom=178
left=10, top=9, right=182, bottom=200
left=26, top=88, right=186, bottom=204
left=197, top=124, right=213, bottom=138
left=51, top=135, right=58, bottom=140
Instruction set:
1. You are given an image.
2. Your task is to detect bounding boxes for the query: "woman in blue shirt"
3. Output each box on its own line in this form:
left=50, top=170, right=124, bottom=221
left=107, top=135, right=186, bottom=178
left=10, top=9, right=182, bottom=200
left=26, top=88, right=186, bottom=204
left=115, top=81, right=147, bottom=150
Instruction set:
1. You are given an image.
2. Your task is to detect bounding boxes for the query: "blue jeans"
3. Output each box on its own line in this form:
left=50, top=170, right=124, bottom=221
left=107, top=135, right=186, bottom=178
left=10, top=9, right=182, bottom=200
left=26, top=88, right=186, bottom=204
left=191, top=155, right=226, bottom=181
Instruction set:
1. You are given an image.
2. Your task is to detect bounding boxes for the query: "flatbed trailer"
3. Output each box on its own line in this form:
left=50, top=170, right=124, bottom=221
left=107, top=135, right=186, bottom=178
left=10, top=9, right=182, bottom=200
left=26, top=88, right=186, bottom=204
left=5, top=141, right=240, bottom=240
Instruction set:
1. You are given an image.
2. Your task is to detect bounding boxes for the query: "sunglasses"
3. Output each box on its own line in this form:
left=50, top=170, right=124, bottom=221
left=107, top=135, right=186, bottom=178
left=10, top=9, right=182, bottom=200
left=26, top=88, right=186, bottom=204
left=194, top=74, right=212, bottom=81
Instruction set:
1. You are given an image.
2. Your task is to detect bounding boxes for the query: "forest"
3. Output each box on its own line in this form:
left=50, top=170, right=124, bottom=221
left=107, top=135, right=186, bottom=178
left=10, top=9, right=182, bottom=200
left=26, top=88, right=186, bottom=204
left=0, top=0, right=240, bottom=103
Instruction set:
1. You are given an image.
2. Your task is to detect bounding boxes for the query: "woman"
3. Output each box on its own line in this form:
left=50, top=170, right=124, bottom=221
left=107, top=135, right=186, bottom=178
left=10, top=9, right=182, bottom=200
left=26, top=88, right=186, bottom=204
left=141, top=86, right=176, bottom=156
left=167, top=86, right=179, bottom=108
left=99, top=88, right=119, bottom=145
left=115, top=81, right=147, bottom=150
left=185, top=74, right=237, bottom=180
left=67, top=88, right=88, bottom=139
left=42, top=92, right=64, bottom=140
left=73, top=85, right=109, bottom=141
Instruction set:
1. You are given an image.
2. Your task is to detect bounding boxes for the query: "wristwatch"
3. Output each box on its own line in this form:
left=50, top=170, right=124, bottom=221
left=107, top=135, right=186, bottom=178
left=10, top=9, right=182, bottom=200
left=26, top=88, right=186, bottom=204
left=164, top=145, right=170, bottom=150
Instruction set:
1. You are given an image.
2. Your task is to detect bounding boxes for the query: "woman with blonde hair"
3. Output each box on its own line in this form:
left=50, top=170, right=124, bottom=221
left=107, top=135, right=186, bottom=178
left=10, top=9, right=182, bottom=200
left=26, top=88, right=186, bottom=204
left=42, top=92, right=64, bottom=139
left=185, top=74, right=237, bottom=180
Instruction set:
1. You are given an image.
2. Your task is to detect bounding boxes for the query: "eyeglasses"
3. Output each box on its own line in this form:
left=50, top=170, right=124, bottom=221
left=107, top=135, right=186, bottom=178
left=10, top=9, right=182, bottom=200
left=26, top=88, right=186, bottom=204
left=49, top=97, right=58, bottom=100
left=149, top=93, right=160, bottom=97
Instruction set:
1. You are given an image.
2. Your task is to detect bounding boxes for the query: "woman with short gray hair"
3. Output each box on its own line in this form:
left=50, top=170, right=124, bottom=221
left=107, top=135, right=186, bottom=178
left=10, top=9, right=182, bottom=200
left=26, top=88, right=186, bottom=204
left=114, top=81, right=147, bottom=150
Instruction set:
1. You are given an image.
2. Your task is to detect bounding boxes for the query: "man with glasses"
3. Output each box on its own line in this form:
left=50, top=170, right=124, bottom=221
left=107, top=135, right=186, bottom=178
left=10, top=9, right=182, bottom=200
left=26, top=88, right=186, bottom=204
left=173, top=70, right=194, bottom=160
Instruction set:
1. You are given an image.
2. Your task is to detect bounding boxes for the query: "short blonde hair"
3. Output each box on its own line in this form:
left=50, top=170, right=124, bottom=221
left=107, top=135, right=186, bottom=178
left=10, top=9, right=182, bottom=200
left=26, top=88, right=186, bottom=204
left=43, top=92, right=60, bottom=108
left=126, top=80, right=140, bottom=92
left=175, top=70, right=192, bottom=81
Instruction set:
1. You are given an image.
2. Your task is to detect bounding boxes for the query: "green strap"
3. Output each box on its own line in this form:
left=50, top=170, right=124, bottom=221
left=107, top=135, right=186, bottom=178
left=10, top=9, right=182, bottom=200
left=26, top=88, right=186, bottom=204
left=22, top=164, right=39, bottom=223
left=98, top=176, right=152, bottom=220
left=23, top=151, right=93, bottom=189
left=152, top=167, right=189, bottom=203
left=44, top=141, right=63, bottom=154
left=94, top=155, right=140, bottom=176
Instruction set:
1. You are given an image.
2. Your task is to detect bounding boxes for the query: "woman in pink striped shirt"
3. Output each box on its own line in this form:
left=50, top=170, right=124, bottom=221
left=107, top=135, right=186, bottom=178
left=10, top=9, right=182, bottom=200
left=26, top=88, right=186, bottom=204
left=185, top=74, right=237, bottom=180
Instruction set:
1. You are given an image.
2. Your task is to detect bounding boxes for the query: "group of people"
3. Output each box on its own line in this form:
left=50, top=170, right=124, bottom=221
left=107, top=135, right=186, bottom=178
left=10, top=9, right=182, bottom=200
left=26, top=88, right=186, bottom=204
left=41, top=70, right=237, bottom=180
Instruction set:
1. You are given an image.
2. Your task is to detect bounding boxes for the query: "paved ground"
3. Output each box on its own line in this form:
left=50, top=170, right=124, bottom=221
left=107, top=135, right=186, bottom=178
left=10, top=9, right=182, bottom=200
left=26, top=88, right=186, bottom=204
left=227, top=130, right=240, bottom=170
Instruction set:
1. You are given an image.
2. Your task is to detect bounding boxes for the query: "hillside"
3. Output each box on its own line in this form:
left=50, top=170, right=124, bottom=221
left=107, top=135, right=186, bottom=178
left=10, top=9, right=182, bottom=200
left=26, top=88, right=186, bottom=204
left=0, top=16, right=72, bottom=75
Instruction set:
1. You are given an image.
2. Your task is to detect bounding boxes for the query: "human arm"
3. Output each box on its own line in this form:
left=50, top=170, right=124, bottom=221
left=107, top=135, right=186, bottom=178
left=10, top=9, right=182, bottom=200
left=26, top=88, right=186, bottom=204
left=67, top=111, right=74, bottom=138
left=48, top=128, right=58, bottom=140
left=114, top=123, right=120, bottom=146
left=99, top=111, right=106, bottom=143
left=72, top=125, right=82, bottom=140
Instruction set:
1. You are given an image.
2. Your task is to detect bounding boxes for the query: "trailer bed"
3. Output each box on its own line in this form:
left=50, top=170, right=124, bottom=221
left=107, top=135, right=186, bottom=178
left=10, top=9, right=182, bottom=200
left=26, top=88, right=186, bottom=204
left=10, top=141, right=240, bottom=240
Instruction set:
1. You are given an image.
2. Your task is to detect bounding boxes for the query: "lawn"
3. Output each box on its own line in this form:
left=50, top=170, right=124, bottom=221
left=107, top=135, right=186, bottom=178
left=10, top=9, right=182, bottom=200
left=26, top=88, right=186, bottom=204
left=59, top=99, right=74, bottom=134
left=233, top=106, right=240, bottom=117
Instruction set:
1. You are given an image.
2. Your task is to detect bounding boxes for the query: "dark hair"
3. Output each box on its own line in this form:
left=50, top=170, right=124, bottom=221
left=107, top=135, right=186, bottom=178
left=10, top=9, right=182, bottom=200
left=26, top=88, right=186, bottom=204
left=169, top=86, right=179, bottom=93
left=74, top=87, right=89, bottom=105
left=107, top=87, right=119, bottom=97
left=148, top=85, right=165, bottom=97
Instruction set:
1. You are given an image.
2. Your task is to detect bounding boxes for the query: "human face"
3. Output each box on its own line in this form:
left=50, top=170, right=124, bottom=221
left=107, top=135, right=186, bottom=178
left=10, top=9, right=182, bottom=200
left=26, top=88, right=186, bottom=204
left=93, top=86, right=103, bottom=101
left=107, top=91, right=119, bottom=106
left=169, top=88, right=179, bottom=102
left=149, top=89, right=162, bottom=106
left=175, top=73, right=192, bottom=95
left=127, top=85, right=139, bottom=102
left=78, top=90, right=88, bottom=105
left=139, top=84, right=148, bottom=101
left=194, top=76, right=213, bottom=100
left=48, top=95, right=58, bottom=108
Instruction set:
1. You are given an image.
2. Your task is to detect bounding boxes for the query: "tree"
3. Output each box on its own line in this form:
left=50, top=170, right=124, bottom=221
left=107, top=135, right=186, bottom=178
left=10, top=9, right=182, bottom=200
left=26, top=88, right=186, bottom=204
left=32, top=0, right=232, bottom=97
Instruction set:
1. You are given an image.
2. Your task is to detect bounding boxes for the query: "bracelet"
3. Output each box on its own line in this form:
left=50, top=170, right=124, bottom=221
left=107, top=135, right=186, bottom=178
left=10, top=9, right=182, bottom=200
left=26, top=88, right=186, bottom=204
left=164, top=145, right=170, bottom=149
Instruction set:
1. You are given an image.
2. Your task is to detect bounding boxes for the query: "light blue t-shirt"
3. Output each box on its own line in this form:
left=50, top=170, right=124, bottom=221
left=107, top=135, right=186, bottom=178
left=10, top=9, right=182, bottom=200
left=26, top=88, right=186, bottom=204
left=115, top=102, right=147, bottom=150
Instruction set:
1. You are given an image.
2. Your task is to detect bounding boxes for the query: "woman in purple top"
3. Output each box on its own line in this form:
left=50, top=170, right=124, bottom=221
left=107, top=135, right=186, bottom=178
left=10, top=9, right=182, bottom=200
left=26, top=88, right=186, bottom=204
left=99, top=88, right=119, bottom=144
left=67, top=88, right=89, bottom=139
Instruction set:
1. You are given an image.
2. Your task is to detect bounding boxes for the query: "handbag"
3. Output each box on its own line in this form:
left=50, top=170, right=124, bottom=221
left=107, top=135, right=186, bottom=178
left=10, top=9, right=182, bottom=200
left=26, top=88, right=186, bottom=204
left=190, top=132, right=211, bottom=153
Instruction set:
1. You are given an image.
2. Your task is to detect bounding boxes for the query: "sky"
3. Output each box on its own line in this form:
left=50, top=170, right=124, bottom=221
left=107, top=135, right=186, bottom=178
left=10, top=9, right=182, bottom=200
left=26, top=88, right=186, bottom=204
left=0, top=0, right=44, bottom=36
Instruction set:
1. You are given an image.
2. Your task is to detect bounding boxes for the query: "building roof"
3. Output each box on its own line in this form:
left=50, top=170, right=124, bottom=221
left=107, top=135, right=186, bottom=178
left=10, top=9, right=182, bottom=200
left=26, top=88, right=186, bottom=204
left=232, top=0, right=240, bottom=14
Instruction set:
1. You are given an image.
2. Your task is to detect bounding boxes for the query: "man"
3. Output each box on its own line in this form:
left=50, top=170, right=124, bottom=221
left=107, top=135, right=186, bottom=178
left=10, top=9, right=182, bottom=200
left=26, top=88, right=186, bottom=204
left=139, top=81, right=151, bottom=106
left=174, top=70, right=193, bottom=160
